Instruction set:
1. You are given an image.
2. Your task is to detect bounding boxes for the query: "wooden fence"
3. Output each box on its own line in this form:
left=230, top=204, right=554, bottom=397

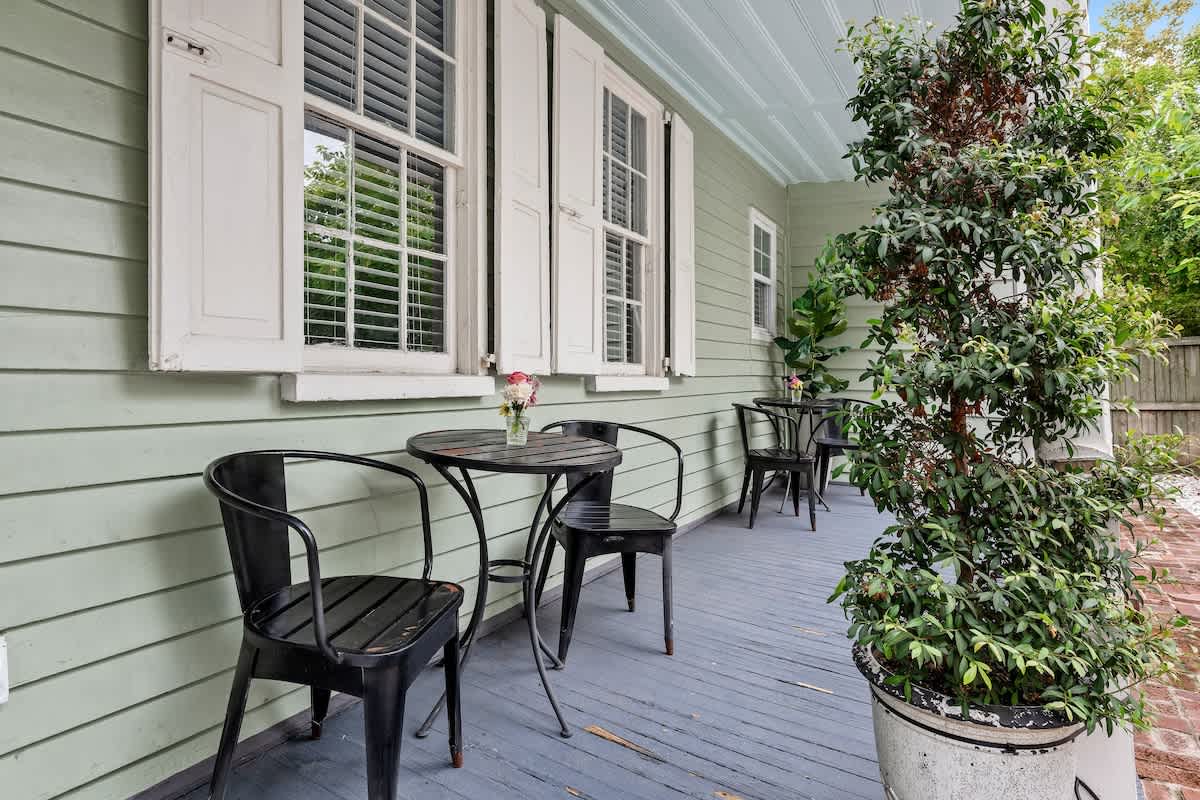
left=1110, top=337, right=1200, bottom=464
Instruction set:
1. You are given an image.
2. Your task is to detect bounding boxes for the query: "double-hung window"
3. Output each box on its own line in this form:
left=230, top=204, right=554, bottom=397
left=600, top=67, right=661, bottom=375
left=749, top=208, right=777, bottom=342
left=301, top=0, right=459, bottom=373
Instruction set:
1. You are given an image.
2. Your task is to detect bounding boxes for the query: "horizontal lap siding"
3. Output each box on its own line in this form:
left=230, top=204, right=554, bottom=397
left=0, top=1, right=790, bottom=798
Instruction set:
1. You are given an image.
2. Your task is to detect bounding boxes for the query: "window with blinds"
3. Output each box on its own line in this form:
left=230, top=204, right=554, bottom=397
left=750, top=210, right=777, bottom=340
left=302, top=0, right=454, bottom=360
left=602, top=87, right=649, bottom=366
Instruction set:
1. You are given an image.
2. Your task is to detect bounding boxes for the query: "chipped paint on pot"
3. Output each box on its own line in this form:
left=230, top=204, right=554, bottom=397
left=855, top=645, right=1084, bottom=800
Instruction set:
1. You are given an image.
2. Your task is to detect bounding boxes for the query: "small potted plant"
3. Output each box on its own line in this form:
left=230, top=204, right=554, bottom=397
left=822, top=2, right=1184, bottom=798
left=500, top=371, right=539, bottom=446
left=774, top=274, right=850, bottom=400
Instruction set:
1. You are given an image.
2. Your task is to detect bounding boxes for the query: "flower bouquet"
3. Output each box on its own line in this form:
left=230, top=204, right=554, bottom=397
left=786, top=374, right=804, bottom=403
left=499, top=371, right=539, bottom=445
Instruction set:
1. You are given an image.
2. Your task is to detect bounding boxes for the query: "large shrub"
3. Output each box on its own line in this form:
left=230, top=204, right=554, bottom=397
left=826, top=0, right=1182, bottom=731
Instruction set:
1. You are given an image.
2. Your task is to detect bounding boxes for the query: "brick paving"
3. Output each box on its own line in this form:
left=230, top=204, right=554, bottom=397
left=1129, top=500, right=1200, bottom=800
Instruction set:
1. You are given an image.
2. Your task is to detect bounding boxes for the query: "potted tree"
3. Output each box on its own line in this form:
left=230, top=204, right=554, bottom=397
left=824, top=2, right=1183, bottom=797
left=773, top=272, right=851, bottom=400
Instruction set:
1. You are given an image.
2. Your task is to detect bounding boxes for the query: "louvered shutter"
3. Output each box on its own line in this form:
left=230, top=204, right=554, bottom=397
left=551, top=16, right=604, bottom=375
left=494, top=0, right=551, bottom=374
left=669, top=113, right=697, bottom=376
left=150, top=1, right=303, bottom=372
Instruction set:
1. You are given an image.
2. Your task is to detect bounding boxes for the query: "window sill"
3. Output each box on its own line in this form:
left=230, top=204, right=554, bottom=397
left=585, top=375, right=670, bottom=393
left=282, top=373, right=496, bottom=402
left=750, top=329, right=775, bottom=344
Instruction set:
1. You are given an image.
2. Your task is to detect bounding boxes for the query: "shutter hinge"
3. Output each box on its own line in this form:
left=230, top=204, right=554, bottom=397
left=663, top=110, right=673, bottom=125
left=482, top=353, right=496, bottom=369
left=456, top=189, right=468, bottom=209
left=663, top=356, right=671, bottom=370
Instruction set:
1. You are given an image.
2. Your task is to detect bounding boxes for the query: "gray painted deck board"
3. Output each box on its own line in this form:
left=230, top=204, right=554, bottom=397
left=181, top=485, right=885, bottom=800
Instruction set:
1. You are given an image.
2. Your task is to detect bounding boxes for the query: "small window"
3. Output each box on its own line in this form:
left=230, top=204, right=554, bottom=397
left=749, top=209, right=777, bottom=342
left=301, top=0, right=458, bottom=372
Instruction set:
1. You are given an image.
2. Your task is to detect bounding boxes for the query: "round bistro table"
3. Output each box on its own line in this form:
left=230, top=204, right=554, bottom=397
left=407, top=429, right=622, bottom=738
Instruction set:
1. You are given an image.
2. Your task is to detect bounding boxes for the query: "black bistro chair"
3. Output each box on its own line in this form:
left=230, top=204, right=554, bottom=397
left=204, top=451, right=464, bottom=800
left=814, top=399, right=872, bottom=497
left=533, top=421, right=682, bottom=661
left=733, top=403, right=818, bottom=530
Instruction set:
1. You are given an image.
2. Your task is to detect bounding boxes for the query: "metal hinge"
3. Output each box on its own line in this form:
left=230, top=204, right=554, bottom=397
left=663, top=109, right=673, bottom=125
left=663, top=356, right=671, bottom=370
left=456, top=188, right=468, bottom=208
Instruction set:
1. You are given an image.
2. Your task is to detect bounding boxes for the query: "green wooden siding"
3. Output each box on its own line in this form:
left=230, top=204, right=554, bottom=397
left=0, top=2, right=892, bottom=798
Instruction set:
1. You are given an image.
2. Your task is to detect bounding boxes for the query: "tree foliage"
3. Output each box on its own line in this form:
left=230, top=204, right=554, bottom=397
left=826, top=0, right=1183, bottom=731
left=1096, top=0, right=1200, bottom=334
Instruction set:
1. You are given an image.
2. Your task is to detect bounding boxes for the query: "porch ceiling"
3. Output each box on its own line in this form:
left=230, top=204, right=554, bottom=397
left=574, top=0, right=961, bottom=185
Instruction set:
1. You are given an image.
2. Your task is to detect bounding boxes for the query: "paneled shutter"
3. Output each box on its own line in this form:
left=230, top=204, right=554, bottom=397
left=669, top=113, right=697, bottom=376
left=149, top=1, right=303, bottom=372
left=494, top=0, right=551, bottom=374
left=551, top=16, right=604, bottom=374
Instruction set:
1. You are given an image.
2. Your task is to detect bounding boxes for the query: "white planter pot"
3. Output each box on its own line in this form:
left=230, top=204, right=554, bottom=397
left=856, top=646, right=1084, bottom=800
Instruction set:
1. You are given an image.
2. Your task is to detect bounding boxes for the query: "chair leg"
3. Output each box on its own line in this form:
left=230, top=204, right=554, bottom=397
left=791, top=471, right=801, bottom=518
left=736, top=466, right=751, bottom=514
left=662, top=538, right=674, bottom=656
left=363, top=668, right=406, bottom=800
left=311, top=687, right=331, bottom=740
left=621, top=553, right=637, bottom=612
left=818, top=445, right=831, bottom=495
left=534, top=536, right=556, bottom=608
left=208, top=640, right=258, bottom=800
left=443, top=632, right=464, bottom=768
left=807, top=462, right=817, bottom=531
left=557, top=536, right=588, bottom=664
left=748, top=469, right=764, bottom=529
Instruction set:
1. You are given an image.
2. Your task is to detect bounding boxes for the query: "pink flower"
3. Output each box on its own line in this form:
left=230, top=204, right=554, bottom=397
left=507, top=371, right=531, bottom=385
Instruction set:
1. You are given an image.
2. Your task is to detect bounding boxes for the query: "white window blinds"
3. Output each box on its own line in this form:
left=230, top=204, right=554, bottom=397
left=750, top=210, right=777, bottom=339
left=301, top=0, right=454, bottom=361
left=601, top=87, right=649, bottom=367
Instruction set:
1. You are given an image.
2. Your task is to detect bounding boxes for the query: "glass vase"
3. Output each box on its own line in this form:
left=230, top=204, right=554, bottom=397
left=790, top=388, right=802, bottom=403
left=506, top=413, right=530, bottom=446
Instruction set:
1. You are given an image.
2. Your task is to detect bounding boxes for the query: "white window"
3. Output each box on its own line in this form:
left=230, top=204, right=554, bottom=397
left=749, top=208, right=777, bottom=342
left=301, top=0, right=458, bottom=374
left=600, top=75, right=659, bottom=374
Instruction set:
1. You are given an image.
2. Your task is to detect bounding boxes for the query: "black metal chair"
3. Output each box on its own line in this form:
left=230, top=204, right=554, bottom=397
left=203, top=451, right=464, bottom=800
left=813, top=399, right=872, bottom=497
left=532, top=421, right=682, bottom=661
left=733, top=403, right=818, bottom=530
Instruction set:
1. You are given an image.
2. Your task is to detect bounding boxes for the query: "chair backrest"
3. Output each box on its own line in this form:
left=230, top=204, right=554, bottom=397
left=205, top=450, right=435, bottom=615
left=733, top=403, right=794, bottom=455
left=541, top=420, right=685, bottom=521
left=207, top=452, right=293, bottom=613
left=553, top=421, right=621, bottom=504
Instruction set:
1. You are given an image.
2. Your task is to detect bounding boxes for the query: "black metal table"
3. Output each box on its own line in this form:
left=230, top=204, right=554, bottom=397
left=406, top=429, right=623, bottom=738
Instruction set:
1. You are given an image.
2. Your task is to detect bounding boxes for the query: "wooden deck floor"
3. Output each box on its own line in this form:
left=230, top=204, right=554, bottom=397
left=184, top=484, right=887, bottom=800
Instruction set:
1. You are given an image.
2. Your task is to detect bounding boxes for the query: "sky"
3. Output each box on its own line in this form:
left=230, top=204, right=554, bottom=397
left=1088, top=0, right=1200, bottom=32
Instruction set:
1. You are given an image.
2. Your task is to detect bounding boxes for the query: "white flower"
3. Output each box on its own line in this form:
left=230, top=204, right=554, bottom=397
left=502, top=381, right=533, bottom=405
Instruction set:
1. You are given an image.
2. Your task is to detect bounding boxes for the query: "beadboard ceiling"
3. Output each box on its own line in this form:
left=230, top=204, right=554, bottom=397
left=572, top=0, right=963, bottom=185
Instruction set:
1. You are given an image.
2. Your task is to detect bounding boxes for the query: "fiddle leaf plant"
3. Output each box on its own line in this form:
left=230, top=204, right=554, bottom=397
left=824, top=0, right=1184, bottom=733
left=774, top=267, right=851, bottom=398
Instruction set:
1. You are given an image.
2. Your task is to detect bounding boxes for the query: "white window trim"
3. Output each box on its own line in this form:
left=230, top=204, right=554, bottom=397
left=749, top=207, right=778, bottom=344
left=599, top=58, right=664, bottom=377
left=586, top=375, right=669, bottom=393
left=295, top=0, right=482, bottom=383
left=283, top=373, right=495, bottom=402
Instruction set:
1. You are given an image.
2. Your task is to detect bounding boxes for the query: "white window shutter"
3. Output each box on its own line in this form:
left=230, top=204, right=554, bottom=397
left=550, top=16, right=604, bottom=375
left=669, top=113, right=697, bottom=377
left=494, top=0, right=552, bottom=375
left=149, top=1, right=303, bottom=372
